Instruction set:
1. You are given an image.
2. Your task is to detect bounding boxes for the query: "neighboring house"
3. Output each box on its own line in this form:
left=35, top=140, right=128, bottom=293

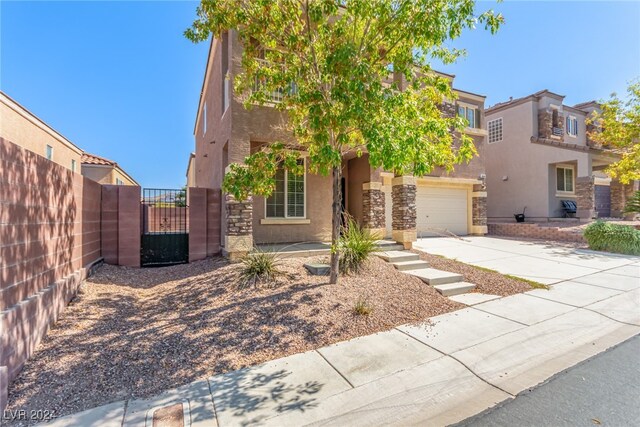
left=484, top=90, right=635, bottom=221
left=186, top=152, right=196, bottom=188
left=81, top=152, right=139, bottom=186
left=1, top=91, right=82, bottom=173
left=191, top=32, right=489, bottom=257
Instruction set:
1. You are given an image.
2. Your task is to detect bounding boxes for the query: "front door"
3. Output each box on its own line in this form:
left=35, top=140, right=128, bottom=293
left=595, top=185, right=611, bottom=218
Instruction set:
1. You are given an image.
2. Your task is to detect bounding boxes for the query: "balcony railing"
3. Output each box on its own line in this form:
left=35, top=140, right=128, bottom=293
left=552, top=127, right=563, bottom=137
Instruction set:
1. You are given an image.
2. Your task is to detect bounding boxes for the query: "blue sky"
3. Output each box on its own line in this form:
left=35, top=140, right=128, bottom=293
left=1, top=1, right=639, bottom=188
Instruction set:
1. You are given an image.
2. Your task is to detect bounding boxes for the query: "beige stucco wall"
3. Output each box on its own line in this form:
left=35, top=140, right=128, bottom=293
left=81, top=165, right=113, bottom=185
left=485, top=99, right=591, bottom=220
left=0, top=93, right=82, bottom=172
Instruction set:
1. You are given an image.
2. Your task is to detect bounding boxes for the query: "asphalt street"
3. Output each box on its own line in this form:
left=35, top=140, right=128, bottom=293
left=458, top=334, right=640, bottom=427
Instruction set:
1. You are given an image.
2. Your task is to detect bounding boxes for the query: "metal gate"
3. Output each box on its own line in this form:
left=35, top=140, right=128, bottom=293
left=141, top=188, right=189, bottom=267
left=595, top=185, right=611, bottom=218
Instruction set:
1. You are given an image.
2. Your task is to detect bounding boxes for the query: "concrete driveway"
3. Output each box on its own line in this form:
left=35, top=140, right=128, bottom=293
left=414, top=236, right=640, bottom=286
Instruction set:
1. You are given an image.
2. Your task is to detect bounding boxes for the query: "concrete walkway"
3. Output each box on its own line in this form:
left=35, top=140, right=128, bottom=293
left=44, top=238, right=640, bottom=427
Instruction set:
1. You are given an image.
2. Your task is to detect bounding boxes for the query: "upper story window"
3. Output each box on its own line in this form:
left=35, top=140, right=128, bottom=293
left=203, top=102, right=207, bottom=135
left=556, top=165, right=575, bottom=194
left=566, top=116, right=578, bottom=137
left=71, top=159, right=76, bottom=173
left=266, top=159, right=305, bottom=218
left=116, top=178, right=124, bottom=185
left=488, top=118, right=503, bottom=143
left=46, top=145, right=53, bottom=160
left=457, top=105, right=477, bottom=128
left=221, top=32, right=230, bottom=115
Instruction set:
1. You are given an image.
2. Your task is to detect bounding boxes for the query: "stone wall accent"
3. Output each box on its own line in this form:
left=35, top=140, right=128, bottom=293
left=610, top=180, right=625, bottom=218
left=576, top=176, right=596, bottom=220
left=538, top=108, right=564, bottom=141
left=392, top=176, right=417, bottom=248
left=362, top=182, right=385, bottom=236
left=439, top=101, right=457, bottom=119
left=224, top=194, right=253, bottom=259
left=488, top=223, right=586, bottom=243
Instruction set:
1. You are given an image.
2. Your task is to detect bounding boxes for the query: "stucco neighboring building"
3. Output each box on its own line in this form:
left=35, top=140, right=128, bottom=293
left=191, top=32, right=489, bottom=258
left=81, top=152, right=139, bottom=186
left=484, top=90, right=636, bottom=221
left=186, top=152, right=196, bottom=188
left=1, top=91, right=82, bottom=173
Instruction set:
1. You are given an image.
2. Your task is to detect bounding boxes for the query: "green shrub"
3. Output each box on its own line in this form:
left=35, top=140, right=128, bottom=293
left=239, top=248, right=282, bottom=287
left=583, top=221, right=640, bottom=255
left=338, top=217, right=377, bottom=274
left=624, top=191, right=640, bottom=214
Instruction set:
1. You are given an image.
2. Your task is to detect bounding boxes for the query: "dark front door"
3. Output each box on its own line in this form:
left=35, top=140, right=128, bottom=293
left=595, top=184, right=611, bottom=218
left=141, top=188, right=189, bottom=267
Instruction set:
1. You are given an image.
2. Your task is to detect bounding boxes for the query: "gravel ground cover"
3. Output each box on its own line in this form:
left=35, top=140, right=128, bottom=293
left=414, top=251, right=535, bottom=296
left=5, top=252, right=536, bottom=424
left=5, top=256, right=462, bottom=424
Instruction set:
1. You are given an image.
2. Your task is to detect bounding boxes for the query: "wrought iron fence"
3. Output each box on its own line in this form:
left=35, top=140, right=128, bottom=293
left=141, top=188, right=189, bottom=266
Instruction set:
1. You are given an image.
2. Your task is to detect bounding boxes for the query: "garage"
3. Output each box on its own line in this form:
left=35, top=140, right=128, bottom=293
left=416, top=186, right=468, bottom=237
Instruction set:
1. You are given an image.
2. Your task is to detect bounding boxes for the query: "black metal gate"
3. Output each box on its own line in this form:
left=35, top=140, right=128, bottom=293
left=141, top=188, right=189, bottom=267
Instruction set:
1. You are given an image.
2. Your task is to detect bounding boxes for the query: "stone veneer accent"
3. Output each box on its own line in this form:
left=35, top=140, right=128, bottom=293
left=611, top=180, right=640, bottom=219
left=224, top=194, right=253, bottom=259
left=538, top=108, right=564, bottom=141
left=362, top=182, right=385, bottom=237
left=575, top=176, right=596, bottom=220
left=392, top=176, right=417, bottom=248
left=472, top=184, right=488, bottom=229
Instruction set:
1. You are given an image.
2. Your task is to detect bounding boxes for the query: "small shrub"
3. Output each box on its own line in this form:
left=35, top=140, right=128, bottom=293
left=353, top=295, right=373, bottom=316
left=583, top=221, right=640, bottom=255
left=239, top=248, right=282, bottom=287
left=338, top=217, right=377, bottom=274
left=624, top=191, right=640, bottom=214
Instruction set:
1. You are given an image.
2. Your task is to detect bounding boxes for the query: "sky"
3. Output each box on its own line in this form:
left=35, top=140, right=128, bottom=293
left=1, top=1, right=639, bottom=188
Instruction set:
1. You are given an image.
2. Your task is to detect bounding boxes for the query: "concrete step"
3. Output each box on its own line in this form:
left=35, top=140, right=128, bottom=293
left=374, top=251, right=420, bottom=263
left=406, top=268, right=464, bottom=286
left=392, top=260, right=430, bottom=271
left=376, top=240, right=401, bottom=248
left=375, top=243, right=405, bottom=251
left=434, top=282, right=476, bottom=297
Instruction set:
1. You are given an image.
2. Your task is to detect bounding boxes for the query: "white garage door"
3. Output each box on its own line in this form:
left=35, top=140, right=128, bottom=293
left=416, top=186, right=468, bottom=237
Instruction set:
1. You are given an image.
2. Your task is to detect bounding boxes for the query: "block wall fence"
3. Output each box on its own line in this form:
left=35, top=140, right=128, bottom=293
left=1, top=138, right=220, bottom=410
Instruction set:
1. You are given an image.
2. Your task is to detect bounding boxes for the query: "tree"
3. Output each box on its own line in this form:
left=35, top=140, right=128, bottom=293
left=624, top=191, right=640, bottom=214
left=186, top=0, right=502, bottom=284
left=587, top=80, right=640, bottom=185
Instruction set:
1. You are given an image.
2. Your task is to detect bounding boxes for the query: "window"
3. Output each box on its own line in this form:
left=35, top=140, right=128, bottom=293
left=266, top=159, right=305, bottom=218
left=221, top=32, right=229, bottom=114
left=457, top=105, right=477, bottom=128
left=71, top=159, right=76, bottom=173
left=116, top=178, right=124, bottom=185
left=46, top=145, right=53, bottom=160
left=556, top=166, right=574, bottom=193
left=488, top=118, right=503, bottom=143
left=203, top=102, right=207, bottom=136
left=566, top=116, right=578, bottom=137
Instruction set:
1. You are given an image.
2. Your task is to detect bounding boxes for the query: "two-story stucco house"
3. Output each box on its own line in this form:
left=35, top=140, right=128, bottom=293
left=190, top=32, right=489, bottom=258
left=81, top=152, right=139, bottom=186
left=484, top=90, right=637, bottom=222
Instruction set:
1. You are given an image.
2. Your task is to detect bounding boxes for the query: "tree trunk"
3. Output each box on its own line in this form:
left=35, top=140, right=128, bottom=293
left=329, top=165, right=342, bottom=284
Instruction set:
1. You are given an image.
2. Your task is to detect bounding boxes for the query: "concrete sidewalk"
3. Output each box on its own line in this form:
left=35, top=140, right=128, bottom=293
left=44, top=239, right=640, bottom=427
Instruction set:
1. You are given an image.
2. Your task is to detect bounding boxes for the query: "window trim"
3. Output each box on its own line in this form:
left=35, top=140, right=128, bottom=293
left=487, top=117, right=503, bottom=144
left=555, top=164, right=576, bottom=195
left=566, top=115, right=578, bottom=138
left=264, top=158, right=307, bottom=219
left=45, top=145, right=53, bottom=160
left=457, top=103, right=478, bottom=129
left=71, top=159, right=76, bottom=173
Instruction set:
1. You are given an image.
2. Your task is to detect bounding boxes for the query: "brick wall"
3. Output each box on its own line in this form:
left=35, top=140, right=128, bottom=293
left=0, top=137, right=103, bottom=410
left=488, top=222, right=585, bottom=243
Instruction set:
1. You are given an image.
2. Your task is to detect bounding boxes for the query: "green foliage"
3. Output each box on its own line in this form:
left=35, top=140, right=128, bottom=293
left=624, top=191, right=640, bottom=214
left=587, top=80, right=640, bottom=184
left=175, top=186, right=187, bottom=207
left=583, top=221, right=640, bottom=255
left=239, top=248, right=282, bottom=287
left=353, top=295, right=373, bottom=316
left=338, top=217, right=377, bottom=273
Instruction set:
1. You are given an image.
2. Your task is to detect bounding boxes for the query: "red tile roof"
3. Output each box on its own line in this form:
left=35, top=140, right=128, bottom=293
left=81, top=152, right=117, bottom=166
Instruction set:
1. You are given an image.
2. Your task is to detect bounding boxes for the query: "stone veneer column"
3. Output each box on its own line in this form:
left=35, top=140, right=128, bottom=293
left=362, top=182, right=385, bottom=238
left=610, top=180, right=625, bottom=218
left=392, top=176, right=417, bottom=249
left=471, top=184, right=488, bottom=235
left=224, top=194, right=253, bottom=261
left=576, top=176, right=596, bottom=220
